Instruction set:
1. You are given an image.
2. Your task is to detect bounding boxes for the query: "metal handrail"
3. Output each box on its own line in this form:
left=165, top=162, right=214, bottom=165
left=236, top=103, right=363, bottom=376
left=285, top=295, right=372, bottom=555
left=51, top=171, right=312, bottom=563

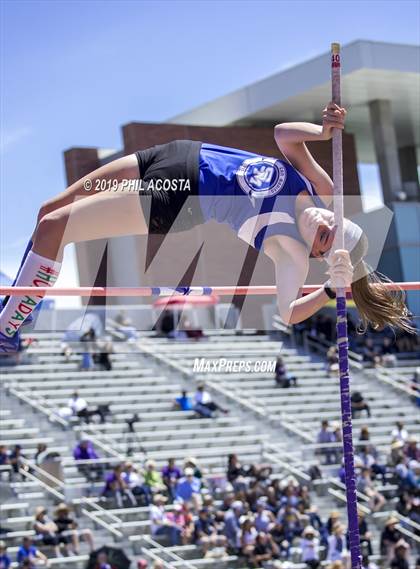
left=18, top=467, right=65, bottom=501
left=142, top=535, right=198, bottom=569
left=8, top=387, right=68, bottom=428
left=81, top=508, right=123, bottom=539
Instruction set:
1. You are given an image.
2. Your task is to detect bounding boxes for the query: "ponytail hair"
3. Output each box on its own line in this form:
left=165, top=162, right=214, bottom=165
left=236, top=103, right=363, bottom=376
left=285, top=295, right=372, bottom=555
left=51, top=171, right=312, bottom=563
left=351, top=261, right=413, bottom=333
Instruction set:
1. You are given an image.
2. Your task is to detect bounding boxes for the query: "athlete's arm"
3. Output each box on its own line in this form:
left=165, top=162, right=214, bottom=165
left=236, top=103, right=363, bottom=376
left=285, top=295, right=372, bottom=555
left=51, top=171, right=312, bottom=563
left=274, top=102, right=346, bottom=206
left=263, top=236, right=331, bottom=325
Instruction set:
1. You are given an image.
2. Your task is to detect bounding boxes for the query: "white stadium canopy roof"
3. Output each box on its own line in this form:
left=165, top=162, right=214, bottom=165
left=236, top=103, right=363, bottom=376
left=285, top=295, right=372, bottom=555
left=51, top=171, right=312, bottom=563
left=169, top=40, right=420, bottom=164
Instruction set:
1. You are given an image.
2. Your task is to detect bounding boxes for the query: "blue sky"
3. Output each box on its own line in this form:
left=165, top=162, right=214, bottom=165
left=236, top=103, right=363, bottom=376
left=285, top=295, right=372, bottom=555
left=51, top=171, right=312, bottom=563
left=1, top=0, right=419, bottom=296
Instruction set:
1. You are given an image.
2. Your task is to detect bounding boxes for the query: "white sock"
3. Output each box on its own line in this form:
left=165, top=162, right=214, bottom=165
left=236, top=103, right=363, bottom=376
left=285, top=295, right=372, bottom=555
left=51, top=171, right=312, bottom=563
left=0, top=251, right=61, bottom=337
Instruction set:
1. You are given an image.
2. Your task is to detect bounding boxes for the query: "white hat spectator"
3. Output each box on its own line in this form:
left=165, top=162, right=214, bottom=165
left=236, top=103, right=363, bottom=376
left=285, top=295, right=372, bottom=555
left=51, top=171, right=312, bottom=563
left=409, top=459, right=420, bottom=470
left=153, top=494, right=168, bottom=504
left=185, top=456, right=197, bottom=465
left=303, top=525, right=317, bottom=536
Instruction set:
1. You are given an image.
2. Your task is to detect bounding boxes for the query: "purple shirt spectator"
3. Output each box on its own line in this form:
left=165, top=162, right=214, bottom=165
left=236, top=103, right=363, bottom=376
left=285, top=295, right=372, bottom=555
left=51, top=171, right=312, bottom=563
left=162, top=463, right=182, bottom=482
left=73, top=440, right=99, bottom=461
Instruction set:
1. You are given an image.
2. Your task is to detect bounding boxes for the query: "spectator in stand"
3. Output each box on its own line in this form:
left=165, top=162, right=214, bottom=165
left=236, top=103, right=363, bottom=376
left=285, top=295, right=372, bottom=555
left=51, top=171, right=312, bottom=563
left=9, top=445, right=28, bottom=479
left=93, top=340, right=113, bottom=371
left=316, top=420, right=336, bottom=465
left=34, top=443, right=49, bottom=465
left=0, top=446, right=9, bottom=470
left=380, top=516, right=403, bottom=563
left=69, top=391, right=110, bottom=424
left=405, top=436, right=419, bottom=461
left=390, top=539, right=410, bottom=569
left=326, top=511, right=342, bottom=535
left=194, top=384, right=229, bottom=417
left=307, top=463, right=323, bottom=482
left=113, top=311, right=138, bottom=341
left=309, top=315, right=333, bottom=343
left=149, top=494, right=181, bottom=545
left=60, top=341, right=73, bottom=362
left=67, top=390, right=88, bottom=418
left=161, top=458, right=182, bottom=501
left=53, top=503, right=94, bottom=554
left=357, top=445, right=386, bottom=483
left=359, top=426, right=371, bottom=442
left=362, top=338, right=379, bottom=366
left=144, top=460, right=166, bottom=494
left=173, top=390, right=193, bottom=412
left=326, top=346, right=339, bottom=374
left=377, top=337, right=397, bottom=367
left=16, top=537, right=49, bottom=567
left=157, top=310, right=176, bottom=337
left=114, top=310, right=132, bottom=327
left=122, top=462, right=152, bottom=505
left=330, top=422, right=342, bottom=446
left=351, top=391, right=371, bottom=418
left=202, top=494, right=216, bottom=513
left=407, top=496, right=420, bottom=524
left=251, top=532, right=280, bottom=567
left=390, top=440, right=406, bottom=467
left=184, top=457, right=203, bottom=480
left=254, top=499, right=276, bottom=533
left=176, top=467, right=202, bottom=510
left=33, top=506, right=65, bottom=558
left=357, top=467, right=386, bottom=512
left=102, top=464, right=136, bottom=508
left=395, top=456, right=419, bottom=491
left=327, top=523, right=349, bottom=565
left=193, top=508, right=227, bottom=558
left=73, top=439, right=103, bottom=481
left=392, top=421, right=409, bottom=443
left=281, top=509, right=303, bottom=544
left=0, top=541, right=11, bottom=569
left=300, top=525, right=320, bottom=568
left=240, top=516, right=258, bottom=562
left=166, top=502, right=194, bottom=545
left=395, top=491, right=413, bottom=518
left=396, top=321, right=419, bottom=353
left=298, top=485, right=312, bottom=511
left=279, top=477, right=300, bottom=510
left=357, top=512, right=373, bottom=557
left=79, top=328, right=96, bottom=371
left=227, top=454, right=249, bottom=492
left=307, top=505, right=323, bottom=534
left=269, top=520, right=287, bottom=554
left=224, top=501, right=243, bottom=551
left=274, top=356, right=297, bottom=388
left=220, top=492, right=235, bottom=513
left=409, top=368, right=420, bottom=407
left=181, top=317, right=204, bottom=341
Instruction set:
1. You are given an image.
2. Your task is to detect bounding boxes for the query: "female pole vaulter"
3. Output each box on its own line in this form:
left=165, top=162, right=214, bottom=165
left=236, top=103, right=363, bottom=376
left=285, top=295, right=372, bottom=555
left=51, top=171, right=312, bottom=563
left=0, top=102, right=412, bottom=352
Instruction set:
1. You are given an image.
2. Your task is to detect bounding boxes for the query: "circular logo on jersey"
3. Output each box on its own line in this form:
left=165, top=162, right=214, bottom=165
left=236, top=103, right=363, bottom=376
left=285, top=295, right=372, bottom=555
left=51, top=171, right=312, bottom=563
left=236, top=157, right=287, bottom=199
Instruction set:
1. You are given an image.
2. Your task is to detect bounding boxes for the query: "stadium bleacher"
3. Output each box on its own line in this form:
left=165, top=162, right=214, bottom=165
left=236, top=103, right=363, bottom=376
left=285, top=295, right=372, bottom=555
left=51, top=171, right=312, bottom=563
left=1, top=326, right=419, bottom=569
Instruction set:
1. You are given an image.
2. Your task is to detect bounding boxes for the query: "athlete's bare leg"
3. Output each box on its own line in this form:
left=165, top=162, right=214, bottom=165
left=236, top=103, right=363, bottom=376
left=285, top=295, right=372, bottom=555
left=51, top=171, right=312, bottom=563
left=33, top=183, right=148, bottom=260
left=32, top=154, right=140, bottom=239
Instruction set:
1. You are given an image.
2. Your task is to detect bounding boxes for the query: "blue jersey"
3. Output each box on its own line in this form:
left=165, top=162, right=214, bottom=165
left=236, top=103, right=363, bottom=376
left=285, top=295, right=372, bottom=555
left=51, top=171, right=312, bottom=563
left=198, top=143, right=324, bottom=250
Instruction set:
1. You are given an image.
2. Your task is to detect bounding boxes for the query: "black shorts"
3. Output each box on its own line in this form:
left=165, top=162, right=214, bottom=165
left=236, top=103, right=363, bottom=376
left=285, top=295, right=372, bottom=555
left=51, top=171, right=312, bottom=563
left=135, top=140, right=203, bottom=234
